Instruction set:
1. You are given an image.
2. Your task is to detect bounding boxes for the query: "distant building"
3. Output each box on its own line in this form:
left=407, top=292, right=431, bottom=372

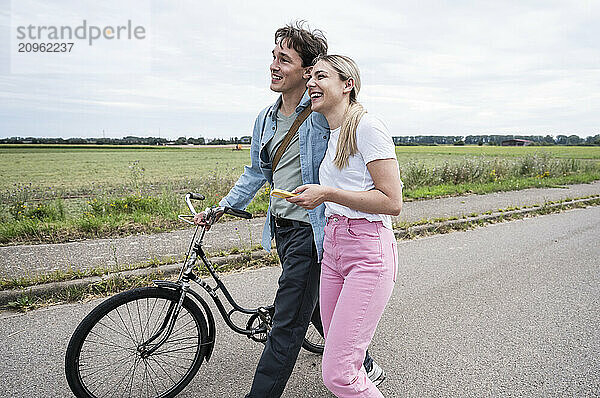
left=501, top=139, right=533, bottom=146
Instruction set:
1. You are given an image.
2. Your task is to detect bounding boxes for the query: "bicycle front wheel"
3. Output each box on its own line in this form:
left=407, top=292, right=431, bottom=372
left=65, top=287, right=209, bottom=398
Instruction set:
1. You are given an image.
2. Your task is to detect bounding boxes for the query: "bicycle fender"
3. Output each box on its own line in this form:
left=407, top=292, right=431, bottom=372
left=153, top=280, right=216, bottom=361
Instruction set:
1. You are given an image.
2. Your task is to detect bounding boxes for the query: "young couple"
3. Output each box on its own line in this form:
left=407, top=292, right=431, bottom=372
left=194, top=21, right=402, bottom=398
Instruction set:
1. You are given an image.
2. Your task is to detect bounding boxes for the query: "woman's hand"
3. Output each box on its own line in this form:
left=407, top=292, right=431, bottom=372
left=287, top=184, right=332, bottom=210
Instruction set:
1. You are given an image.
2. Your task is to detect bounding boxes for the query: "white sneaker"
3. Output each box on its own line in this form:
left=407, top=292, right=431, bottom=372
left=367, top=361, right=386, bottom=386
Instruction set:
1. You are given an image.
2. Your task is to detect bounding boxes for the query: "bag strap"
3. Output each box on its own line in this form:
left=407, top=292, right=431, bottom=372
left=272, top=105, right=312, bottom=172
left=259, top=105, right=273, bottom=141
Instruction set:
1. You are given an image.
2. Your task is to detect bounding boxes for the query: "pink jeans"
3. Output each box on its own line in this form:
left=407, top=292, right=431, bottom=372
left=320, top=215, right=397, bottom=397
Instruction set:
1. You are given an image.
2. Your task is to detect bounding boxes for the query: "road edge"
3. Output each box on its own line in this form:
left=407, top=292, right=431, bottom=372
left=1, top=196, right=599, bottom=308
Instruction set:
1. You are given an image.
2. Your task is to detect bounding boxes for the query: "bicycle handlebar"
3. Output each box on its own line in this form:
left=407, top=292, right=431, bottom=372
left=185, top=192, right=205, bottom=215
left=184, top=192, right=252, bottom=221
left=188, top=192, right=205, bottom=201
left=224, top=207, right=252, bottom=219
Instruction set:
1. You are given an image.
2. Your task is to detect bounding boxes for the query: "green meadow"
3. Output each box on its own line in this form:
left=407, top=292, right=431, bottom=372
left=1, top=144, right=599, bottom=245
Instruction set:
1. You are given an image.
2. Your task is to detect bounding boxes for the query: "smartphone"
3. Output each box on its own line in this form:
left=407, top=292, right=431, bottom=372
left=270, top=188, right=298, bottom=199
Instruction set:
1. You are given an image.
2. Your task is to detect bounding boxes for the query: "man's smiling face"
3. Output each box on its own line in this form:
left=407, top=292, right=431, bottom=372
left=270, top=39, right=308, bottom=94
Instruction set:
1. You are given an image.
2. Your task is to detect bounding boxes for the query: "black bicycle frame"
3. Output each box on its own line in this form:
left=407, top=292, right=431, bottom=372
left=150, top=224, right=271, bottom=343
left=187, top=243, right=270, bottom=336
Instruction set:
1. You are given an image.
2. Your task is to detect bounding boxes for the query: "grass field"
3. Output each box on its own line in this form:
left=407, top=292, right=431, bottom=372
left=1, top=144, right=599, bottom=245
left=1, top=145, right=599, bottom=194
left=0, top=145, right=249, bottom=194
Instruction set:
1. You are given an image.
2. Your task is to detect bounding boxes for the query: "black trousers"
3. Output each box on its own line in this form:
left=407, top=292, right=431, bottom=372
left=246, top=222, right=372, bottom=398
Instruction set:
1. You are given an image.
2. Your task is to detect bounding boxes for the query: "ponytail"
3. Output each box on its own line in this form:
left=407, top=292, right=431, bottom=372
left=334, top=102, right=366, bottom=169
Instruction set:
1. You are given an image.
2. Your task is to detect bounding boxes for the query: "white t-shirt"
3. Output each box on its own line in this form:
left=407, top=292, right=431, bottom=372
left=319, top=114, right=400, bottom=229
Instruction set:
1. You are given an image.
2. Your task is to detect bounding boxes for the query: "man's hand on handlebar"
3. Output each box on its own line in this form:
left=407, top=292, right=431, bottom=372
left=189, top=203, right=252, bottom=230
left=193, top=208, right=224, bottom=230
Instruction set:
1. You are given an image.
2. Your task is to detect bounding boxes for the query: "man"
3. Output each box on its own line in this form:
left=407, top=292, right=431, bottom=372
left=195, top=21, right=384, bottom=397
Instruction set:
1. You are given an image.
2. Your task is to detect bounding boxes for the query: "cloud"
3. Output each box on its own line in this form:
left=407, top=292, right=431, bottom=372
left=1, top=0, right=599, bottom=138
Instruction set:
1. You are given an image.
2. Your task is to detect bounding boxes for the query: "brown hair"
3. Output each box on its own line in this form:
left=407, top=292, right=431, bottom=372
left=274, top=20, right=328, bottom=67
left=313, top=54, right=367, bottom=169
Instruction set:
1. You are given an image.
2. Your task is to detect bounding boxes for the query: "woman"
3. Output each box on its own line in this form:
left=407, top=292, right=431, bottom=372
left=287, top=54, right=403, bottom=397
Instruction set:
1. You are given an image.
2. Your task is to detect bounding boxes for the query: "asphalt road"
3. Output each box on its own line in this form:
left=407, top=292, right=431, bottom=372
left=1, top=206, right=599, bottom=397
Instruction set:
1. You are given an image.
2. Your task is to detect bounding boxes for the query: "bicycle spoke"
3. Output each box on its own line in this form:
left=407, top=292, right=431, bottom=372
left=104, top=312, right=135, bottom=343
left=80, top=350, right=135, bottom=377
left=158, top=335, right=198, bottom=345
left=114, top=307, right=137, bottom=345
left=125, top=355, right=142, bottom=398
left=80, top=344, right=133, bottom=362
left=80, top=354, right=132, bottom=381
left=152, top=351, right=195, bottom=363
left=136, top=298, right=144, bottom=343
left=148, top=355, right=179, bottom=385
left=88, top=361, right=125, bottom=397
left=141, top=360, right=150, bottom=398
left=142, top=297, right=159, bottom=342
left=83, top=351, right=137, bottom=394
left=95, top=319, right=136, bottom=342
left=145, top=357, right=168, bottom=395
left=167, top=317, right=196, bottom=337
left=125, top=300, right=140, bottom=344
left=154, top=344, right=199, bottom=356
left=150, top=356, right=194, bottom=372
left=80, top=324, right=142, bottom=389
left=85, top=331, right=136, bottom=352
left=149, top=299, right=170, bottom=340
left=110, top=354, right=140, bottom=398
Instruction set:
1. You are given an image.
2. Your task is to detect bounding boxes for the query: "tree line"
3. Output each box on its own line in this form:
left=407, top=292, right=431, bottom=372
left=393, top=134, right=600, bottom=146
left=1, top=134, right=599, bottom=146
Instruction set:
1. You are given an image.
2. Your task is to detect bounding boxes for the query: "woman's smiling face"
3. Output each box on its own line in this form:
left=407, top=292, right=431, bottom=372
left=307, top=60, right=349, bottom=114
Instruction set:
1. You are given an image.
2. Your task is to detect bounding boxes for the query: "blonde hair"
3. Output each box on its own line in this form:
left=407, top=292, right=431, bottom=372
left=314, top=54, right=367, bottom=169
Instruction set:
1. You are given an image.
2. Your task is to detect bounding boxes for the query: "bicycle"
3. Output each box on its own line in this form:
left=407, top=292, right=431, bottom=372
left=65, top=192, right=325, bottom=398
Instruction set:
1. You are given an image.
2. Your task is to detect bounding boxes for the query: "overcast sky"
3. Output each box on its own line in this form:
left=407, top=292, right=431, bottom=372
left=0, top=0, right=598, bottom=139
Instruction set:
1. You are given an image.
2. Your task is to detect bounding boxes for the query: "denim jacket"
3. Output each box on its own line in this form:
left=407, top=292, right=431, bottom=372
left=219, top=91, right=330, bottom=261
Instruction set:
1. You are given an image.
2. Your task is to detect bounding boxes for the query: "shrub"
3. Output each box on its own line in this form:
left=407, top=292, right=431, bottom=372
left=8, top=199, right=65, bottom=222
left=89, top=195, right=162, bottom=216
left=399, top=154, right=599, bottom=190
left=75, top=214, right=103, bottom=233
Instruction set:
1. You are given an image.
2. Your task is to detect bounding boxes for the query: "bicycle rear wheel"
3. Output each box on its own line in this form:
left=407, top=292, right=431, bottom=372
left=302, top=320, right=324, bottom=354
left=65, top=287, right=209, bottom=398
